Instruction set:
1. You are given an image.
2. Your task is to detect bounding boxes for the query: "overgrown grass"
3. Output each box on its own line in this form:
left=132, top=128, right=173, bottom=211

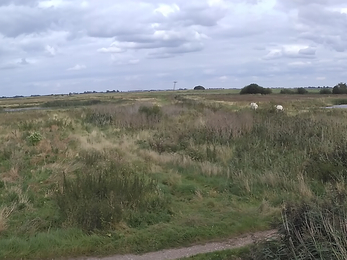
left=250, top=189, right=347, bottom=260
left=0, top=92, right=346, bottom=259
left=42, top=99, right=103, bottom=107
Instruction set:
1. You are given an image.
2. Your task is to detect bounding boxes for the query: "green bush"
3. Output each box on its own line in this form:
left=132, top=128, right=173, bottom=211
left=138, top=105, right=163, bottom=120
left=319, top=88, right=332, bottom=94
left=296, top=87, right=308, bottom=94
left=333, top=99, right=347, bottom=105
left=240, top=83, right=272, bottom=95
left=280, top=89, right=295, bottom=94
left=55, top=164, right=169, bottom=232
left=27, top=131, right=43, bottom=145
left=194, top=85, right=205, bottom=90
left=332, top=82, right=347, bottom=94
left=251, top=194, right=347, bottom=260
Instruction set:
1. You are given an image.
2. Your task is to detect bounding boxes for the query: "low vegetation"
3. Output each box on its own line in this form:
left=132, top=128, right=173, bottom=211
left=0, top=91, right=347, bottom=259
left=240, top=83, right=272, bottom=95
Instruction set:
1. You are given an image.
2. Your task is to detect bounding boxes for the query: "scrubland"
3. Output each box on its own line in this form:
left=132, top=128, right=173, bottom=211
left=0, top=91, right=347, bottom=259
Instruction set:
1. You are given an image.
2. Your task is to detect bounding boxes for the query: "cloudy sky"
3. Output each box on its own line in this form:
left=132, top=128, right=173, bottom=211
left=0, top=0, right=347, bottom=96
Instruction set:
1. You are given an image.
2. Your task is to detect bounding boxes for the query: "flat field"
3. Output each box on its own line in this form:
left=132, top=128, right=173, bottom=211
left=0, top=90, right=346, bottom=259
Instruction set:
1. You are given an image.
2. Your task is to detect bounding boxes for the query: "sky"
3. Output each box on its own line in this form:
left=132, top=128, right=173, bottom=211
left=1, top=0, right=347, bottom=96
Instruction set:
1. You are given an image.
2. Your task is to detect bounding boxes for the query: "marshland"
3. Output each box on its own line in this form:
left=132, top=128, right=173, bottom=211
left=1, top=89, right=347, bottom=259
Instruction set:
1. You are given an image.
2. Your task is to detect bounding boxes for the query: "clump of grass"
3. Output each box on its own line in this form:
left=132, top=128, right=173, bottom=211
left=305, top=141, right=347, bottom=183
left=27, top=131, right=43, bottom=146
left=0, top=204, right=16, bottom=233
left=332, top=98, right=347, bottom=105
left=55, top=163, right=170, bottom=232
left=85, top=103, right=164, bottom=129
left=250, top=190, right=347, bottom=260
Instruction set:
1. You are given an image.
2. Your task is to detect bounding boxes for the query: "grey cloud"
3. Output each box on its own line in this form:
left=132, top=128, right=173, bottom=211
left=263, top=45, right=317, bottom=60
left=298, top=47, right=316, bottom=55
left=0, top=5, right=58, bottom=37
left=276, top=1, right=347, bottom=53
left=0, top=0, right=38, bottom=6
left=171, top=5, right=227, bottom=27
left=1, top=0, right=347, bottom=96
left=19, top=58, right=29, bottom=65
left=148, top=41, right=204, bottom=58
left=0, top=57, right=29, bottom=70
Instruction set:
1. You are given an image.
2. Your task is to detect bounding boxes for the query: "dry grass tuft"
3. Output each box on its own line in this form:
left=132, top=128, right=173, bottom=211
left=0, top=204, right=16, bottom=233
left=297, top=172, right=313, bottom=199
left=199, top=161, right=224, bottom=176
left=162, top=170, right=182, bottom=187
left=2, top=167, right=20, bottom=183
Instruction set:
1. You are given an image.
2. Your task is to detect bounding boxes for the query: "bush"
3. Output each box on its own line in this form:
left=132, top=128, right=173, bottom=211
left=280, top=89, right=295, bottom=94
left=138, top=105, right=162, bottom=119
left=85, top=103, right=163, bottom=129
left=319, top=88, right=332, bottom=94
left=55, top=164, right=169, bottom=232
left=296, top=87, right=308, bottom=94
left=194, top=85, right=205, bottom=90
left=251, top=194, right=347, bottom=260
left=332, top=82, right=347, bottom=94
left=240, top=83, right=272, bottom=95
left=27, top=131, right=43, bottom=145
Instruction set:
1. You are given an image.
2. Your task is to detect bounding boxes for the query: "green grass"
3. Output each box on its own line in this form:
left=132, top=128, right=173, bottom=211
left=0, top=91, right=346, bottom=259
left=179, top=247, right=250, bottom=260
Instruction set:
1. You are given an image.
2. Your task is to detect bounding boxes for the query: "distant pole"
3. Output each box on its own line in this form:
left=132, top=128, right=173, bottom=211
left=173, top=81, right=177, bottom=90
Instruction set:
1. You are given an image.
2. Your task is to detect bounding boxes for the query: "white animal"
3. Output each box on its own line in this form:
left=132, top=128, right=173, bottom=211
left=275, top=105, right=284, bottom=111
left=250, top=102, right=258, bottom=110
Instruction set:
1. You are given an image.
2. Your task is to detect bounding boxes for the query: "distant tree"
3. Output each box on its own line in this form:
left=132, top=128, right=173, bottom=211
left=332, top=82, right=347, bottom=94
left=194, top=85, right=205, bottom=90
left=297, top=87, right=308, bottom=94
left=280, top=89, right=295, bottom=94
left=319, top=88, right=332, bottom=94
left=240, top=83, right=272, bottom=95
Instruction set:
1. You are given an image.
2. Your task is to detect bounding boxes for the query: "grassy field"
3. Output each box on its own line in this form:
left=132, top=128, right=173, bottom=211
left=0, top=90, right=346, bottom=259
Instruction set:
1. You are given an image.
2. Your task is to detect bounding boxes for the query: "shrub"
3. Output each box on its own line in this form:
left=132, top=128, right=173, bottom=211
left=194, top=85, right=205, bottom=90
left=251, top=194, right=347, bottom=260
left=333, top=99, right=347, bottom=105
left=332, top=82, right=347, bottom=94
left=240, top=83, right=272, bottom=95
left=27, top=131, right=43, bottom=145
left=296, top=87, right=308, bottom=94
left=85, top=103, right=163, bottom=129
left=138, top=105, right=162, bottom=120
left=55, top=164, right=169, bottom=232
left=319, top=88, right=332, bottom=94
left=280, top=89, right=295, bottom=94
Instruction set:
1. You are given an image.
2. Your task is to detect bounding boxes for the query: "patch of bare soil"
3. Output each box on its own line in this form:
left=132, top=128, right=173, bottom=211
left=71, top=229, right=278, bottom=260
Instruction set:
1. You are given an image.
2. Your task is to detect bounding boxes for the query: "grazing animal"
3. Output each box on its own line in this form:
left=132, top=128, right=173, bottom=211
left=250, top=102, right=258, bottom=110
left=275, top=105, right=284, bottom=111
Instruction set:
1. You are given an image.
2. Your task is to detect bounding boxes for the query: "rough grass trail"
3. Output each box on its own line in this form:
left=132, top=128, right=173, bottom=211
left=72, top=229, right=278, bottom=260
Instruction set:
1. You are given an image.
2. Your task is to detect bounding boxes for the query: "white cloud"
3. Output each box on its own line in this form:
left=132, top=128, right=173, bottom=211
left=154, top=4, right=180, bottom=17
left=97, top=46, right=124, bottom=53
left=45, top=45, right=56, bottom=56
left=67, top=64, right=86, bottom=71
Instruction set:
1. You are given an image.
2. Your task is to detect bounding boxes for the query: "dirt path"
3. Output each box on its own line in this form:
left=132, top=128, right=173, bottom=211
left=73, top=229, right=277, bottom=260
